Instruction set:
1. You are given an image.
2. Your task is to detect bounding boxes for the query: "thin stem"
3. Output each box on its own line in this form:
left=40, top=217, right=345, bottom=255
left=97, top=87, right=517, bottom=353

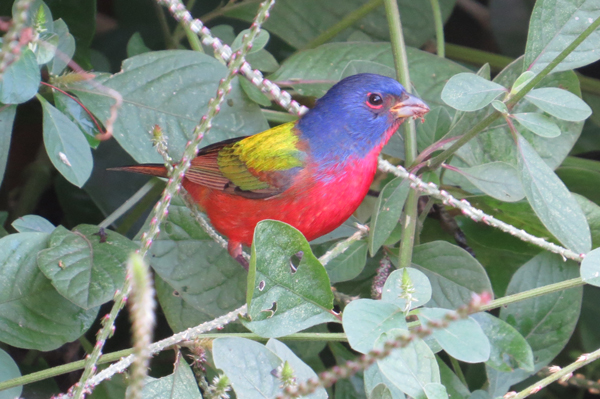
left=510, top=348, right=600, bottom=399
left=383, top=0, right=419, bottom=269
left=304, top=0, right=384, bottom=49
left=99, top=179, right=160, bottom=229
left=153, top=0, right=176, bottom=49
left=429, top=0, right=445, bottom=57
left=427, top=15, right=600, bottom=170
left=184, top=23, right=204, bottom=52
left=450, top=356, right=468, bottom=387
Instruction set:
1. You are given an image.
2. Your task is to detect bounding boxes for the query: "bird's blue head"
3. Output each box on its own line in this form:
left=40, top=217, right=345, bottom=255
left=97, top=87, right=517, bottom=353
left=297, top=73, right=429, bottom=168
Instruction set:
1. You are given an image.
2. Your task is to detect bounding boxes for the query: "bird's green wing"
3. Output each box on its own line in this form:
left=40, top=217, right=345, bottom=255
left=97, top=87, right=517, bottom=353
left=186, top=122, right=305, bottom=199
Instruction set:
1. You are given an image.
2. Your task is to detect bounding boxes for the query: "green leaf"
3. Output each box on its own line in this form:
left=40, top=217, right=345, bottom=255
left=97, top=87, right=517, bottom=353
left=416, top=107, right=452, bottom=154
left=325, top=240, right=369, bottom=284
left=48, top=19, right=75, bottom=75
left=225, top=0, right=456, bottom=49
left=340, top=60, right=396, bottom=80
left=126, top=32, right=151, bottom=58
left=0, top=49, right=41, bottom=104
left=33, top=32, right=59, bottom=65
left=213, top=337, right=282, bottom=399
left=369, top=178, right=410, bottom=256
left=557, top=157, right=600, bottom=207
left=510, top=71, right=535, bottom=94
left=491, top=100, right=508, bottom=114
left=37, top=225, right=135, bottom=309
left=459, top=162, right=525, bottom=202
left=53, top=90, right=101, bottom=148
left=240, top=76, right=272, bottom=107
left=0, top=348, right=22, bottom=399
left=370, top=384, right=394, bottom=399
left=418, top=308, right=490, bottom=363
left=245, top=220, right=337, bottom=337
left=381, top=268, right=432, bottom=310
left=0, top=104, right=16, bottom=188
left=246, top=49, right=280, bottom=73
left=39, top=96, right=93, bottom=187
left=441, top=73, right=506, bottom=111
left=343, top=299, right=408, bottom=354
left=525, top=88, right=592, bottom=121
left=376, top=329, right=440, bottom=399
left=581, top=247, right=600, bottom=286
left=12, top=215, right=55, bottom=233
left=0, top=232, right=97, bottom=350
left=424, top=383, right=448, bottom=399
left=145, top=197, right=246, bottom=331
left=139, top=356, right=202, bottom=399
left=232, top=29, right=270, bottom=53
left=437, top=357, right=470, bottom=399
left=512, top=113, right=561, bottom=138
left=517, top=135, right=591, bottom=254
left=68, top=50, right=269, bottom=164
left=266, top=339, right=328, bottom=399
left=573, top=193, right=600, bottom=249
left=487, top=252, right=582, bottom=396
left=364, top=364, right=406, bottom=399
left=470, top=312, right=534, bottom=373
left=404, top=241, right=493, bottom=309
left=523, top=0, right=600, bottom=73
left=270, top=43, right=470, bottom=113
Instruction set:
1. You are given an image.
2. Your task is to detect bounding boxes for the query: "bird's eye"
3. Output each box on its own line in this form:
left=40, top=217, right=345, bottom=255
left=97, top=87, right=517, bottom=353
left=366, top=93, right=384, bottom=109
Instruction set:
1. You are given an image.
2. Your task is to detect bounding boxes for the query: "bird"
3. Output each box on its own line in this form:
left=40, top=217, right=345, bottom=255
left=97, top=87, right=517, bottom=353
left=114, top=73, right=429, bottom=269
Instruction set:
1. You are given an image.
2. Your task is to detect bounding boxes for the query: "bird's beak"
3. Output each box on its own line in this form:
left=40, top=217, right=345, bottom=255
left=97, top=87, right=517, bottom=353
left=391, top=93, right=430, bottom=119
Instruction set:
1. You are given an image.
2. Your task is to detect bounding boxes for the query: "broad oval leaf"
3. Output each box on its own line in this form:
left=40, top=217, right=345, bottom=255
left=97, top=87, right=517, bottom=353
left=213, top=337, right=282, bottom=399
left=232, top=29, right=270, bottom=53
left=525, top=88, right=592, bottom=122
left=424, top=383, right=449, bottom=399
left=37, top=225, right=135, bottom=309
left=376, top=329, right=440, bottom=399
left=343, top=299, right=408, bottom=354
left=441, top=73, right=506, bottom=111
left=245, top=220, right=337, bottom=337
left=139, top=357, right=202, bottom=399
left=365, top=364, right=407, bottom=399
left=460, top=162, right=525, bottom=202
left=40, top=96, right=93, bottom=187
left=471, top=312, right=534, bottom=373
left=324, top=239, right=369, bottom=284
left=12, top=215, right=55, bottom=233
left=0, top=348, right=22, bottom=399
left=486, top=252, right=582, bottom=397
left=512, top=113, right=561, bottom=138
left=67, top=50, right=269, bottom=164
left=0, top=105, right=16, bottom=189
left=517, top=135, right=591, bottom=254
left=369, top=178, right=410, bottom=256
left=581, top=247, right=600, bottom=286
left=405, top=241, right=493, bottom=309
left=416, top=107, right=452, bottom=153
left=523, top=0, right=600, bottom=73
left=418, top=308, right=490, bottom=363
left=48, top=19, right=75, bottom=76
left=381, top=268, right=432, bottom=310
left=0, top=232, right=98, bottom=350
left=0, top=49, right=40, bottom=104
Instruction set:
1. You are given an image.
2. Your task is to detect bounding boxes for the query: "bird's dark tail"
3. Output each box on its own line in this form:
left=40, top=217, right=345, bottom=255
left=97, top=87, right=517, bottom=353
left=108, top=164, right=168, bottom=178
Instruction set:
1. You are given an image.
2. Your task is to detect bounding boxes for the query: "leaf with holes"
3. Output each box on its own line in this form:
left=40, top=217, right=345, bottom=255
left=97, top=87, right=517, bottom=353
left=523, top=0, right=600, bottom=73
left=441, top=73, right=507, bottom=112
left=418, top=308, right=490, bottom=363
left=517, top=135, right=591, bottom=254
left=37, top=225, right=135, bottom=309
left=0, top=232, right=98, bottom=350
left=139, top=356, right=202, bottom=399
left=40, top=96, right=93, bottom=187
left=245, top=220, right=337, bottom=337
left=369, top=177, right=410, bottom=256
left=343, top=299, right=408, bottom=354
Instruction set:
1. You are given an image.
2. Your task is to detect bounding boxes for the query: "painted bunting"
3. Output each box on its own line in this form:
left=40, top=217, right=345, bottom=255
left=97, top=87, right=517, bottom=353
left=116, top=73, right=429, bottom=268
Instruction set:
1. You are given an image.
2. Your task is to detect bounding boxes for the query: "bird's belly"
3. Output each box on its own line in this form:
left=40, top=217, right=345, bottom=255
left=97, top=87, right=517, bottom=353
left=184, top=158, right=377, bottom=247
